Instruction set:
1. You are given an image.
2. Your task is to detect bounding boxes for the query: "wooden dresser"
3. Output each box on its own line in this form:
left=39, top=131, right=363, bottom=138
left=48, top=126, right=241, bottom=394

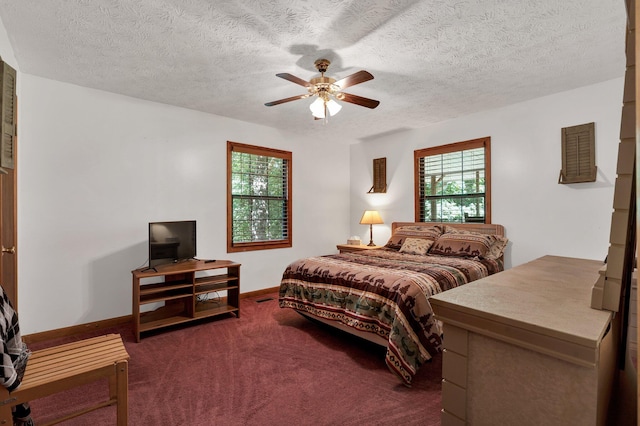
left=429, top=255, right=615, bottom=426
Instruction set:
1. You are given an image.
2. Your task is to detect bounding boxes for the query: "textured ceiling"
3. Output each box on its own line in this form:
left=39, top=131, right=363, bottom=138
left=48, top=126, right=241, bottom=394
left=0, top=0, right=627, bottom=142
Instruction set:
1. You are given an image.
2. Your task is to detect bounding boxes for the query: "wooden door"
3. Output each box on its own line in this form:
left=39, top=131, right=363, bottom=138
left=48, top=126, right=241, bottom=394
left=0, top=61, right=17, bottom=308
left=0, top=167, right=16, bottom=306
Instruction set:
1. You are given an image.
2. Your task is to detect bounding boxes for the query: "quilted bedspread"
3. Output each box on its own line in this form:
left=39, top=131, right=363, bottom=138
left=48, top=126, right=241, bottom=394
left=279, top=248, right=503, bottom=385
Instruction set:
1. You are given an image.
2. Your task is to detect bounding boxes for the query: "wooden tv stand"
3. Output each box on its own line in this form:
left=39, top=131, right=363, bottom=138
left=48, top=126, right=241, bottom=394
left=132, top=259, right=241, bottom=342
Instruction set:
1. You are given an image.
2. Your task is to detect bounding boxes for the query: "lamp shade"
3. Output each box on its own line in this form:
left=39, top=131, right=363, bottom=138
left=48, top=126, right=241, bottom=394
left=309, top=97, right=325, bottom=118
left=359, top=210, right=383, bottom=225
left=310, top=97, right=342, bottom=119
left=325, top=99, right=342, bottom=116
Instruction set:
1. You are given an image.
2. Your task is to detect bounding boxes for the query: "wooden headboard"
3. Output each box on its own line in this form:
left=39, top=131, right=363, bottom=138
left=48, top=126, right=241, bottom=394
left=391, top=222, right=505, bottom=237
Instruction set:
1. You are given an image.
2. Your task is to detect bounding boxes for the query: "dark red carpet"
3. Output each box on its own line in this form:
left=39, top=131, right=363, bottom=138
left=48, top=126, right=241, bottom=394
left=28, top=293, right=442, bottom=425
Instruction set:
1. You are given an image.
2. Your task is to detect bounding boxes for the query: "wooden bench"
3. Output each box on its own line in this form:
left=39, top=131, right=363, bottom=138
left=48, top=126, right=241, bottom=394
left=0, top=334, right=129, bottom=425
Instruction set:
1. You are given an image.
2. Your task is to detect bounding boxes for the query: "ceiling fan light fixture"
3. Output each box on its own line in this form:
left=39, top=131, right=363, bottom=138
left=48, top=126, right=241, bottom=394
left=310, top=96, right=342, bottom=119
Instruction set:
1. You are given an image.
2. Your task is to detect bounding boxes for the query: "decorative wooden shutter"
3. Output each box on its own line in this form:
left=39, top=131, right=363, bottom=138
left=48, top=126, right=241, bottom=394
left=368, top=157, right=387, bottom=193
left=559, top=122, right=596, bottom=184
left=0, top=60, right=16, bottom=170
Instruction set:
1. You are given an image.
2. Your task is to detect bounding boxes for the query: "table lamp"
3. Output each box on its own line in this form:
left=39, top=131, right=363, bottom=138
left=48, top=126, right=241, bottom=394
left=360, top=210, right=383, bottom=246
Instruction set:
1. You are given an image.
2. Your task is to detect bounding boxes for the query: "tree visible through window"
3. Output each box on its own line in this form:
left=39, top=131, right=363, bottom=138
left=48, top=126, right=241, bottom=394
left=414, top=137, right=491, bottom=223
left=227, top=141, right=292, bottom=252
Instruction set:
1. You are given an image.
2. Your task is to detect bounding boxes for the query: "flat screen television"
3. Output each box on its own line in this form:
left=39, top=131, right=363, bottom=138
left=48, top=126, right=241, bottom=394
left=148, top=220, right=196, bottom=267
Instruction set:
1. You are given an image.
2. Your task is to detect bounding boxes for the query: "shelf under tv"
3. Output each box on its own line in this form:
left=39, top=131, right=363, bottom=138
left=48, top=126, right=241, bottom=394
left=132, top=259, right=241, bottom=342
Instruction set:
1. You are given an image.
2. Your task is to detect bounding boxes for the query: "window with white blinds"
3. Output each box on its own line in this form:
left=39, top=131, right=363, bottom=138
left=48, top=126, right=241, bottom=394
left=227, top=141, right=292, bottom=252
left=414, top=137, right=491, bottom=223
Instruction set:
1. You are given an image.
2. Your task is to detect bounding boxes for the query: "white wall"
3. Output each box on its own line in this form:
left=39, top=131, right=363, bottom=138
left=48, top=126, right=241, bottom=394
left=0, top=15, right=351, bottom=335
left=350, top=77, right=623, bottom=269
left=14, top=76, right=351, bottom=335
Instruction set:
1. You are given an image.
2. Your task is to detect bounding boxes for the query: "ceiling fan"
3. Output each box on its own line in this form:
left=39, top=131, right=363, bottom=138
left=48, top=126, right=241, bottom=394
left=265, top=59, right=380, bottom=120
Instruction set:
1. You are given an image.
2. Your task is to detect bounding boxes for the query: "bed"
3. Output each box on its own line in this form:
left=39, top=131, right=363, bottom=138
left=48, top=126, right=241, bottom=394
left=278, top=221, right=507, bottom=385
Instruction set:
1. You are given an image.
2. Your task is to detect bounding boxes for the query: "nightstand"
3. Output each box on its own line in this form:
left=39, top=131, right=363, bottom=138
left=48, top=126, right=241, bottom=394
left=336, top=244, right=382, bottom=253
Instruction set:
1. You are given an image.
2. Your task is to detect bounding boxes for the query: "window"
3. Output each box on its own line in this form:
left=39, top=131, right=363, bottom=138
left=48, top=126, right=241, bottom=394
left=227, top=141, right=292, bottom=252
left=414, top=137, right=491, bottom=223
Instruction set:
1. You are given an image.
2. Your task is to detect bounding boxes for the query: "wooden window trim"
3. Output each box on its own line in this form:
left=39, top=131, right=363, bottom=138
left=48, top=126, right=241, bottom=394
left=227, top=141, right=292, bottom=253
left=414, top=137, right=492, bottom=223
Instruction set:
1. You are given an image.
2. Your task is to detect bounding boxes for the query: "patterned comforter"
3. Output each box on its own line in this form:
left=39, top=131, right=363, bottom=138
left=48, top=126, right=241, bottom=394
left=279, top=248, right=503, bottom=385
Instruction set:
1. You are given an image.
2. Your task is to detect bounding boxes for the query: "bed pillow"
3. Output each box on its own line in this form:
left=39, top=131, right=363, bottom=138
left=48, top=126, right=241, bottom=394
left=485, top=235, right=508, bottom=260
left=385, top=225, right=444, bottom=251
left=399, top=238, right=433, bottom=255
left=429, top=232, right=507, bottom=259
left=439, top=226, right=508, bottom=260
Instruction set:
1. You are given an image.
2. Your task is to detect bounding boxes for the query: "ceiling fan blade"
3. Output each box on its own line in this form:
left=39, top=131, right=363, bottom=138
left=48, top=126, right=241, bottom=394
left=338, top=92, right=380, bottom=109
left=334, top=70, right=374, bottom=90
left=265, top=94, right=310, bottom=107
left=276, top=73, right=312, bottom=88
